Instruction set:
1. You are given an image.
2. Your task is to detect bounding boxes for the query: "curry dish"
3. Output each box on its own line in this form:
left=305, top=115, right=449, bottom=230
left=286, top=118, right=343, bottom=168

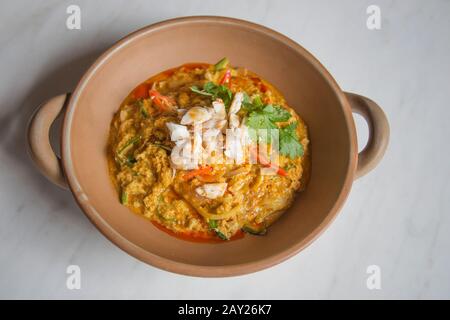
left=107, top=58, right=310, bottom=241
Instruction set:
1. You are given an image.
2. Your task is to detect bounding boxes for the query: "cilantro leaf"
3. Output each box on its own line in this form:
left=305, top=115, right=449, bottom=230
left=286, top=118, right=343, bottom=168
left=203, top=82, right=217, bottom=92
left=252, top=95, right=264, bottom=108
left=246, top=102, right=292, bottom=143
left=190, top=85, right=213, bottom=97
left=262, top=105, right=291, bottom=122
left=279, top=122, right=304, bottom=159
left=190, top=82, right=233, bottom=107
left=216, top=85, right=233, bottom=107
left=242, top=94, right=264, bottom=112
left=242, top=92, right=252, bottom=108
left=246, top=105, right=291, bottom=129
left=243, top=93, right=302, bottom=159
left=246, top=112, right=278, bottom=130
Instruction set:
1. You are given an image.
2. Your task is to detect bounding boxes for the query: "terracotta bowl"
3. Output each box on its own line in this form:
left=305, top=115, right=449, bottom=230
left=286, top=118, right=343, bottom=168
left=27, top=16, right=389, bottom=277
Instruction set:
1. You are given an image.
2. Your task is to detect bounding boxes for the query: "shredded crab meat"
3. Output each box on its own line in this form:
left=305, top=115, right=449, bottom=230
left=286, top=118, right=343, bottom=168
left=170, top=140, right=198, bottom=170
left=180, top=106, right=212, bottom=125
left=166, top=122, right=190, bottom=141
left=195, top=183, right=228, bottom=199
left=203, top=119, right=227, bottom=131
left=229, top=113, right=240, bottom=128
left=168, top=89, right=248, bottom=169
left=229, top=92, right=244, bottom=114
left=212, top=99, right=226, bottom=119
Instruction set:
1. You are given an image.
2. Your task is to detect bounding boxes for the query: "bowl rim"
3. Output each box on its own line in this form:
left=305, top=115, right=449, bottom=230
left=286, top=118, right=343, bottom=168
left=60, top=16, right=357, bottom=277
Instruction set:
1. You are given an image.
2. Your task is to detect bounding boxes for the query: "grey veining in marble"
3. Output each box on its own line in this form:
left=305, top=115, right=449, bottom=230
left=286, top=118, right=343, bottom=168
left=0, top=0, right=449, bottom=299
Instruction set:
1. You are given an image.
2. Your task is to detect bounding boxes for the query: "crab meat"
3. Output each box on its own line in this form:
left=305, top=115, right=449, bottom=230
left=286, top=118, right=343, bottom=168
left=192, top=124, right=203, bottom=163
left=203, top=119, right=227, bottom=131
left=171, top=158, right=198, bottom=170
left=229, top=113, right=240, bottom=128
left=212, top=99, right=226, bottom=119
left=170, top=140, right=198, bottom=170
left=195, top=183, right=228, bottom=199
left=229, top=92, right=244, bottom=114
left=239, top=119, right=251, bottom=146
left=166, top=122, right=190, bottom=141
left=203, top=128, right=221, bottom=150
left=240, top=116, right=248, bottom=128
left=202, top=128, right=223, bottom=163
left=224, top=128, right=245, bottom=164
left=180, top=106, right=212, bottom=125
left=203, top=128, right=221, bottom=140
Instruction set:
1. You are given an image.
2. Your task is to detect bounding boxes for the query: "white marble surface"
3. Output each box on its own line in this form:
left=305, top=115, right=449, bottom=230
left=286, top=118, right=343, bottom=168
left=1, top=0, right=449, bottom=299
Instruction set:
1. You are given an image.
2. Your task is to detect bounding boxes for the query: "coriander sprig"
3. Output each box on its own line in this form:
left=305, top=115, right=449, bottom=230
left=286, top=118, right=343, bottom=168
left=244, top=95, right=303, bottom=159
left=190, top=82, right=233, bottom=107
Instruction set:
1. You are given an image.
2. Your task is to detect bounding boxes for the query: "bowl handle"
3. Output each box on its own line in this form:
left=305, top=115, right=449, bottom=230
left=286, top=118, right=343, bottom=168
left=27, top=94, right=70, bottom=189
left=345, top=92, right=390, bottom=179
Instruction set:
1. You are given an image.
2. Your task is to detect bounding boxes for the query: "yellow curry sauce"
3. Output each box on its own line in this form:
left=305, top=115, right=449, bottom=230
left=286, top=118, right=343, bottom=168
left=107, top=58, right=310, bottom=241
